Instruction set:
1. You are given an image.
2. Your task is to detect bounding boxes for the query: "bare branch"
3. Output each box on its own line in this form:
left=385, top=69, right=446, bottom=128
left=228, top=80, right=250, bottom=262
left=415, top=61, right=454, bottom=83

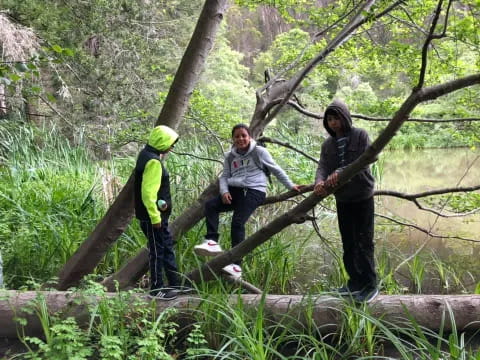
left=258, top=136, right=318, bottom=163
left=287, top=98, right=480, bottom=123
left=388, top=13, right=428, bottom=36
left=377, top=213, right=480, bottom=243
left=38, top=95, right=76, bottom=128
left=286, top=100, right=321, bottom=119
left=261, top=184, right=480, bottom=217
left=252, top=0, right=384, bottom=135
left=416, top=0, right=445, bottom=90
left=313, top=1, right=361, bottom=39
left=375, top=185, right=480, bottom=200
left=353, top=115, right=480, bottom=123
left=184, top=114, right=225, bottom=154
left=263, top=185, right=314, bottom=205
left=172, top=150, right=223, bottom=165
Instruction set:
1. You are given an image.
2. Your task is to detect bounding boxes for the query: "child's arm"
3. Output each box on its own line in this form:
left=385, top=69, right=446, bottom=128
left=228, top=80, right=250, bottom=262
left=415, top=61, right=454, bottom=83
left=323, top=129, right=373, bottom=188
left=314, top=142, right=334, bottom=196
left=141, top=159, right=162, bottom=227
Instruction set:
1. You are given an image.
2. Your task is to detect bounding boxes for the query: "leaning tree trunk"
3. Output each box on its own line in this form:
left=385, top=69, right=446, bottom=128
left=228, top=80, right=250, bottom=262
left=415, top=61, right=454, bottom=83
left=55, top=0, right=230, bottom=290
left=102, top=0, right=386, bottom=290
left=2, top=290, right=480, bottom=339
left=101, top=182, right=220, bottom=290
left=186, top=74, right=480, bottom=282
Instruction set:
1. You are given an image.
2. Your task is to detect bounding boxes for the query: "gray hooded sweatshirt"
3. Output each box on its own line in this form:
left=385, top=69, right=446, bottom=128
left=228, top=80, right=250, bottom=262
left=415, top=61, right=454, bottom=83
left=220, top=139, right=295, bottom=195
left=315, top=99, right=375, bottom=202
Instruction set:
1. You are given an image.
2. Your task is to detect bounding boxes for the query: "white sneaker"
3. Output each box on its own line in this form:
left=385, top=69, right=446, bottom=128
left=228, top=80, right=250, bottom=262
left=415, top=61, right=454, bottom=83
left=222, top=264, right=242, bottom=280
left=193, top=239, right=223, bottom=256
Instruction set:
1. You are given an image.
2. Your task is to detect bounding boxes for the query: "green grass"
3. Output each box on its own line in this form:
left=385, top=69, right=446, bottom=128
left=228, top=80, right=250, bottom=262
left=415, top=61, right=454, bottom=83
left=7, top=281, right=480, bottom=359
left=2, top=121, right=480, bottom=358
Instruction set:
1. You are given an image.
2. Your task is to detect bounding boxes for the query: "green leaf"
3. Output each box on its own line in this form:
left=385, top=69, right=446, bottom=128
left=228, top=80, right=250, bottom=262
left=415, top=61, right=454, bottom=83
left=9, top=74, right=21, bottom=82
left=30, top=86, right=42, bottom=94
left=46, top=93, right=57, bottom=102
left=63, top=48, right=75, bottom=57
left=52, top=44, right=63, bottom=53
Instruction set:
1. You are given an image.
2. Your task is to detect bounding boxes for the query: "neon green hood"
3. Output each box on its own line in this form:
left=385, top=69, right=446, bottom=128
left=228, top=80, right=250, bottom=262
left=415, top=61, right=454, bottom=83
left=147, top=125, right=179, bottom=152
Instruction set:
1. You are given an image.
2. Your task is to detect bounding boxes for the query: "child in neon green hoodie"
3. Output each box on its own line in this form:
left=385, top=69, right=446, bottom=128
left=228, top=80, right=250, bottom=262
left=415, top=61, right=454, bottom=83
left=134, top=125, right=180, bottom=299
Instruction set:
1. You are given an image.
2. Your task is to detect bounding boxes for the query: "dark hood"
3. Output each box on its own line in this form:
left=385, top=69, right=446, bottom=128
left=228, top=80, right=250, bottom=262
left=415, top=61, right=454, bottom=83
left=323, top=99, right=352, bottom=137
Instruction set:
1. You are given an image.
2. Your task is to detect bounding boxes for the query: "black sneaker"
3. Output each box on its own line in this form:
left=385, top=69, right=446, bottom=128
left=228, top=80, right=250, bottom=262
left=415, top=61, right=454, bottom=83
left=148, top=288, right=178, bottom=300
left=335, top=284, right=362, bottom=296
left=354, top=286, right=379, bottom=303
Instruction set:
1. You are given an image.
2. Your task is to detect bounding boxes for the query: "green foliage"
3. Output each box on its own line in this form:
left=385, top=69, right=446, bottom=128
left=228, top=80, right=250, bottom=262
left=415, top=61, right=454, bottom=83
left=3, top=0, right=480, bottom=356
left=14, top=285, right=210, bottom=359
left=189, top=32, right=257, bottom=138
left=24, top=317, right=92, bottom=360
left=0, top=121, right=105, bottom=287
left=185, top=323, right=208, bottom=356
left=2, top=0, right=204, bottom=146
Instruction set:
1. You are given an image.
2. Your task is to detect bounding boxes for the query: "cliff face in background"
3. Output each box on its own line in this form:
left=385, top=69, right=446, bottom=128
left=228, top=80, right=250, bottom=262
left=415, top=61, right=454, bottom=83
left=226, top=5, right=290, bottom=68
left=225, top=1, right=335, bottom=68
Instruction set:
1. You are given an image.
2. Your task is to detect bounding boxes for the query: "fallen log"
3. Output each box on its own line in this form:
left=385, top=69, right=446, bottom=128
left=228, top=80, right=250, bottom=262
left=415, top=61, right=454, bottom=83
left=1, top=290, right=479, bottom=339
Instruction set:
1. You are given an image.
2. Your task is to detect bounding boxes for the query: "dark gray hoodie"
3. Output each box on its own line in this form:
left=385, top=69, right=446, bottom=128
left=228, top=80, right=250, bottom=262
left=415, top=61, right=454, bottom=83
left=315, top=99, right=375, bottom=202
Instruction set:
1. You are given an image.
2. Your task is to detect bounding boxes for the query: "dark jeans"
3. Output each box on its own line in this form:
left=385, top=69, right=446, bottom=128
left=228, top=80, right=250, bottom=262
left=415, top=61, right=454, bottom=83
left=336, top=196, right=376, bottom=290
left=140, top=219, right=179, bottom=291
left=205, top=187, right=266, bottom=264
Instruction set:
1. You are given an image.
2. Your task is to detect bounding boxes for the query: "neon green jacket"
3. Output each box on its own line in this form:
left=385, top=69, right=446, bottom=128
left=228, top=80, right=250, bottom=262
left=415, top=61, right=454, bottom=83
left=134, top=126, right=179, bottom=224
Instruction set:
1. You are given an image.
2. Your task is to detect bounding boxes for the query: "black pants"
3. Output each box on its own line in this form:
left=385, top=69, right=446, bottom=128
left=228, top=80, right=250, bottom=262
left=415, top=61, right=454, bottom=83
left=336, top=196, right=376, bottom=290
left=140, top=219, right=179, bottom=291
left=205, top=187, right=266, bottom=264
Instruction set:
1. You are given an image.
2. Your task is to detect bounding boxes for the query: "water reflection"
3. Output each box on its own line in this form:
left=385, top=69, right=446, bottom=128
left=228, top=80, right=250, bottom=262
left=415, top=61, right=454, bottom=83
left=293, top=148, right=480, bottom=294
left=379, top=148, right=480, bottom=250
left=377, top=148, right=480, bottom=292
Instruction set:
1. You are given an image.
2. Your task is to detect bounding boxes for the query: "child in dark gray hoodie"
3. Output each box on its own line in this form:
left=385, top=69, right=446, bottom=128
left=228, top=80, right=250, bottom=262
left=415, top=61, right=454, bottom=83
left=194, top=123, right=300, bottom=279
left=314, top=99, right=378, bottom=303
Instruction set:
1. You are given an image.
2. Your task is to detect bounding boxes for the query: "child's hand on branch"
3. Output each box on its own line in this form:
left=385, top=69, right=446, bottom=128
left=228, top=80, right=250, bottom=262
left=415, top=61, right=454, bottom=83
left=325, top=171, right=339, bottom=188
left=222, top=192, right=232, bottom=204
left=313, top=181, right=328, bottom=196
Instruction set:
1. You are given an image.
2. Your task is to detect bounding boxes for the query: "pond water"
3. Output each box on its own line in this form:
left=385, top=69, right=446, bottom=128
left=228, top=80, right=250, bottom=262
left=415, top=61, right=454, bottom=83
left=293, top=147, right=480, bottom=294
left=378, top=147, right=480, bottom=255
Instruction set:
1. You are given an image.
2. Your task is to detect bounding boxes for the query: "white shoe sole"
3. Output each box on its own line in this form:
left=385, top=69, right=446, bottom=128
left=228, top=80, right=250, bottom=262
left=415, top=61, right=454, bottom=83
left=193, top=247, right=223, bottom=256
left=222, top=268, right=242, bottom=279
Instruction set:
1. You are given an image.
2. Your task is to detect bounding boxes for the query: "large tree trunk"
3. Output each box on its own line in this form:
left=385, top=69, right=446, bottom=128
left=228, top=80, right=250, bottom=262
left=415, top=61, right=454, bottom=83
left=55, top=0, right=230, bottom=290
left=102, top=0, right=386, bottom=290
left=186, top=74, right=480, bottom=283
left=1, top=290, right=480, bottom=339
left=101, top=182, right=220, bottom=290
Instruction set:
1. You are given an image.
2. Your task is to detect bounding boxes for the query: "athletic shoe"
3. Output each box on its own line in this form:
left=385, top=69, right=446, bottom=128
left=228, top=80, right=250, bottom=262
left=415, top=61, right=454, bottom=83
left=222, top=264, right=242, bottom=280
left=335, top=284, right=362, bottom=296
left=194, top=239, right=223, bottom=256
left=148, top=288, right=178, bottom=300
left=354, top=286, right=379, bottom=303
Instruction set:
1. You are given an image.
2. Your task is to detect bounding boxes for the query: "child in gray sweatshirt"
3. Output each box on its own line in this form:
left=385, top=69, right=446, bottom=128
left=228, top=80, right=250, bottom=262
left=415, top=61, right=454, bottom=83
left=194, top=123, right=300, bottom=279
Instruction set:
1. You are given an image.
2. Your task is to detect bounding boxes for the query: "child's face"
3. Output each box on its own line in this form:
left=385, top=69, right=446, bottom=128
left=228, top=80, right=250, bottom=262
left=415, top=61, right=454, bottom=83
left=326, top=114, right=343, bottom=136
left=233, top=128, right=251, bottom=151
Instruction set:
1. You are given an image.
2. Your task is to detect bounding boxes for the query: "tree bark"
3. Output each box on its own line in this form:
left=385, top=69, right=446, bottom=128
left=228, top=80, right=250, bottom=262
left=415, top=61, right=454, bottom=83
left=101, top=182, right=220, bottom=290
left=55, top=0, right=230, bottom=290
left=186, top=74, right=480, bottom=283
left=2, top=290, right=480, bottom=339
left=103, top=0, right=396, bottom=290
